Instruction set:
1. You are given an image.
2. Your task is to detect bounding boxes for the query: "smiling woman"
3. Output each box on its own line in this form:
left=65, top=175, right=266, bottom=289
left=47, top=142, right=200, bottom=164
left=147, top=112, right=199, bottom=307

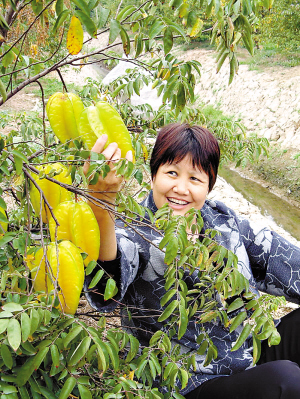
left=150, top=124, right=219, bottom=216
left=84, top=123, right=300, bottom=399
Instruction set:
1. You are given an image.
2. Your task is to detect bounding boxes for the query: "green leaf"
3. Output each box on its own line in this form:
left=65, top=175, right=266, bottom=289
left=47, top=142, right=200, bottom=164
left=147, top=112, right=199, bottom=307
left=30, top=308, right=40, bottom=335
left=231, top=323, right=252, bottom=352
left=178, top=303, right=188, bottom=339
left=116, top=5, right=136, bottom=21
left=19, top=386, right=31, bottom=399
left=160, top=288, right=176, bottom=307
left=109, top=19, right=121, bottom=44
left=176, top=83, right=186, bottom=110
left=0, top=196, right=7, bottom=210
left=97, top=6, right=110, bottom=29
left=0, top=318, right=9, bottom=334
left=75, top=10, right=97, bottom=38
left=268, top=329, right=281, bottom=346
left=0, top=79, right=7, bottom=103
left=63, top=325, right=83, bottom=349
left=163, top=26, right=173, bottom=55
left=21, top=312, right=31, bottom=342
left=104, top=278, right=118, bottom=301
left=56, top=0, right=64, bottom=16
left=31, top=0, right=43, bottom=15
left=78, top=384, right=92, bottom=399
left=71, top=0, right=90, bottom=16
left=105, top=341, right=119, bottom=371
left=7, top=319, right=21, bottom=351
left=0, top=310, right=13, bottom=318
left=85, top=260, right=97, bottom=275
left=95, top=340, right=108, bottom=371
left=179, top=368, right=189, bottom=390
left=68, top=336, right=91, bottom=367
left=17, top=347, right=50, bottom=386
left=227, top=297, right=244, bottom=313
left=2, top=303, right=23, bottom=312
left=229, top=310, right=247, bottom=333
left=120, top=27, right=130, bottom=56
left=2, top=49, right=15, bottom=68
left=158, top=299, right=178, bottom=322
left=164, top=236, right=178, bottom=264
left=0, top=211, right=8, bottom=224
left=50, top=344, right=60, bottom=368
left=12, top=150, right=29, bottom=164
left=1, top=343, right=13, bottom=369
left=252, top=333, right=261, bottom=364
left=149, top=19, right=165, bottom=40
left=88, top=269, right=104, bottom=289
left=39, top=386, right=56, bottom=399
left=52, top=10, right=70, bottom=35
left=58, top=377, right=77, bottom=399
left=125, top=334, right=139, bottom=362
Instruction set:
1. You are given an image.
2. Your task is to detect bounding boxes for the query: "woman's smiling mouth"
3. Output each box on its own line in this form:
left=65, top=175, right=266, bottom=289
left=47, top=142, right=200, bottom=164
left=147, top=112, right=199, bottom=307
left=167, top=197, right=190, bottom=206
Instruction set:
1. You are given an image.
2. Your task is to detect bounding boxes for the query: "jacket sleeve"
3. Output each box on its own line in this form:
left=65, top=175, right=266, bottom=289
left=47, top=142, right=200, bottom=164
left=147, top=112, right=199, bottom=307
left=84, top=227, right=141, bottom=312
left=238, top=216, right=300, bottom=304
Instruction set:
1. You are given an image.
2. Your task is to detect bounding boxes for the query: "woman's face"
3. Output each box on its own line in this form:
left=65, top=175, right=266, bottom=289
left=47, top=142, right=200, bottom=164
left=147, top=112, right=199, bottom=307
left=151, top=155, right=210, bottom=216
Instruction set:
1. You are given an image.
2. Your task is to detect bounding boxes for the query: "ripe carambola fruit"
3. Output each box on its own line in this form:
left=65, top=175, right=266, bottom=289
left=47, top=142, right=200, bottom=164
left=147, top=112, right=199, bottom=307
left=27, top=241, right=84, bottom=315
left=46, top=92, right=84, bottom=143
left=78, top=101, right=133, bottom=158
left=49, top=200, right=100, bottom=266
left=30, top=163, right=72, bottom=224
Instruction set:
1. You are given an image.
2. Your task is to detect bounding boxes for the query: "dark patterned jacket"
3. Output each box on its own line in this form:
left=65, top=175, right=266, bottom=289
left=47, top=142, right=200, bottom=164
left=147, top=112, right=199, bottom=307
left=85, top=191, right=300, bottom=395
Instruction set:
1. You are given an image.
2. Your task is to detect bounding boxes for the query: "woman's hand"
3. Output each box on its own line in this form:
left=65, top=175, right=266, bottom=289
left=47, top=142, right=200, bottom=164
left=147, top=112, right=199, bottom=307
left=83, top=134, right=133, bottom=203
left=83, top=135, right=133, bottom=261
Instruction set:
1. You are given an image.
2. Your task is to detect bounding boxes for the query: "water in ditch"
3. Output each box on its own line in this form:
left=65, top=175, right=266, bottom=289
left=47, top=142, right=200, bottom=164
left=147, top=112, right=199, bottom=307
left=219, top=167, right=300, bottom=242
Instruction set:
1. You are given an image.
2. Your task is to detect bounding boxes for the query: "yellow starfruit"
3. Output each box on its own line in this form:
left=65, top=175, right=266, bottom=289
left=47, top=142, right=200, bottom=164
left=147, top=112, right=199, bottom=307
left=78, top=101, right=134, bottom=158
left=49, top=200, right=100, bottom=266
left=46, top=92, right=84, bottom=144
left=30, top=163, right=72, bottom=224
left=27, top=241, right=84, bottom=315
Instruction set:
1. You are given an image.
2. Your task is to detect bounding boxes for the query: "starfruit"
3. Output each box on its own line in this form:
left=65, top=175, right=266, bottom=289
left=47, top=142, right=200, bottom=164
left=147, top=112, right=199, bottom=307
left=78, top=101, right=134, bottom=158
left=46, top=92, right=84, bottom=143
left=30, top=163, right=72, bottom=224
left=49, top=200, right=100, bottom=266
left=27, top=241, right=84, bottom=315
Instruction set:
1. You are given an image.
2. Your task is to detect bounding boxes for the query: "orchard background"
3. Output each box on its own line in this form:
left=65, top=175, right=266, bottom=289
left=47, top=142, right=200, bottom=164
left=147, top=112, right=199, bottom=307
left=0, top=0, right=297, bottom=398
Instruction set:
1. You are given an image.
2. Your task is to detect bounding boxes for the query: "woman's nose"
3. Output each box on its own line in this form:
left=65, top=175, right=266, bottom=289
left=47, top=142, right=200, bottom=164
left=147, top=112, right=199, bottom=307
left=173, top=179, right=189, bottom=195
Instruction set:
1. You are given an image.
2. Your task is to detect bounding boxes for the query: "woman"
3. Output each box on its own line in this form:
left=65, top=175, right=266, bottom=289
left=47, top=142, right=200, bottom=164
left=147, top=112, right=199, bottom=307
left=84, top=123, right=300, bottom=399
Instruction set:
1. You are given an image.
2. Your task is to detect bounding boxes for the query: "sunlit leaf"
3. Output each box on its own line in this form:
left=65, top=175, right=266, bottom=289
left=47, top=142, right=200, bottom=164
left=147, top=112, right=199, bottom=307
left=7, top=319, right=21, bottom=351
left=109, top=19, right=121, bottom=44
left=163, top=27, right=173, bottom=55
left=104, top=278, right=118, bottom=301
left=58, top=376, right=76, bottom=399
left=68, top=336, right=91, bottom=366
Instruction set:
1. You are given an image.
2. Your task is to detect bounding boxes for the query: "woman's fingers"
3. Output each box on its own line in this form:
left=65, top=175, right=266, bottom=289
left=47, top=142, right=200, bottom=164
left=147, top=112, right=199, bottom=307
left=90, top=134, right=108, bottom=153
left=125, top=150, right=133, bottom=163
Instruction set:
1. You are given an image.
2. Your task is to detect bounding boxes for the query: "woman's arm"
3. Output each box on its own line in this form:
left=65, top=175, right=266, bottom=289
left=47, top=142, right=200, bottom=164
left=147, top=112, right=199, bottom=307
left=83, top=134, right=133, bottom=262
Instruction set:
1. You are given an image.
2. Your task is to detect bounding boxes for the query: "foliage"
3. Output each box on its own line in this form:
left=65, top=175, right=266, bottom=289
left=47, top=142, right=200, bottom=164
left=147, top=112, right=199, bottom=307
left=254, top=0, right=300, bottom=65
left=0, top=0, right=283, bottom=396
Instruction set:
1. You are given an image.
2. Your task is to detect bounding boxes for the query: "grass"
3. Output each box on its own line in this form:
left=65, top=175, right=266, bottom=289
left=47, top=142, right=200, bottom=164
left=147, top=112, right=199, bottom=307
left=28, top=76, right=82, bottom=99
left=239, top=42, right=300, bottom=70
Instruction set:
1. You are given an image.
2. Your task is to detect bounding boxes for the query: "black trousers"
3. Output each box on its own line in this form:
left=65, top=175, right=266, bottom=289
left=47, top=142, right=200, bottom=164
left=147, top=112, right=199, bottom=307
left=185, top=308, right=300, bottom=399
